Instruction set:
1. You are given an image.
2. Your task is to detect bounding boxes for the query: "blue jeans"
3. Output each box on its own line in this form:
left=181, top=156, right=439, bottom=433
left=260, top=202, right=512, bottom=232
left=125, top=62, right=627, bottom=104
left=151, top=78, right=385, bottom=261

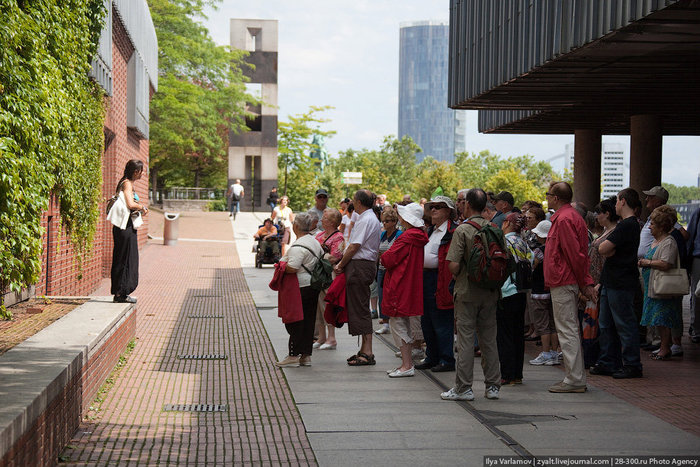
left=421, top=269, right=455, bottom=366
left=230, top=200, right=240, bottom=216
left=597, top=286, right=642, bottom=370
left=377, top=268, right=388, bottom=320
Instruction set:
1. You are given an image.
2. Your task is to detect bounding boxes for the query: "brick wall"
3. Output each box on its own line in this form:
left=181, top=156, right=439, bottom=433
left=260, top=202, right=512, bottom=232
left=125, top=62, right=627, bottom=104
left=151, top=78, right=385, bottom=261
left=35, top=7, right=150, bottom=296
left=0, top=307, right=136, bottom=467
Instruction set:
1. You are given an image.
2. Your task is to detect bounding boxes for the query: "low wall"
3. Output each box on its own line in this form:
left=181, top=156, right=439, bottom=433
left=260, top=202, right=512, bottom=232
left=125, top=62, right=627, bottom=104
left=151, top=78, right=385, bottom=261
left=0, top=299, right=136, bottom=467
left=162, top=199, right=212, bottom=212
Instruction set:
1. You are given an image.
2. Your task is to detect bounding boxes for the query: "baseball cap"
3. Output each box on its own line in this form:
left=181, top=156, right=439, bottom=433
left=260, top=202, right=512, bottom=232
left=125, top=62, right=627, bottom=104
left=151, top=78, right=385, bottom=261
left=493, top=191, right=515, bottom=206
left=641, top=186, right=669, bottom=203
left=315, top=188, right=328, bottom=196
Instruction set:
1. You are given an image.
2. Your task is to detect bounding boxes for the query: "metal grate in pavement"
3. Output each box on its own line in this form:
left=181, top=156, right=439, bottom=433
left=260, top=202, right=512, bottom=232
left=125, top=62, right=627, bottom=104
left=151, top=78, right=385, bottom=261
left=177, top=354, right=227, bottom=360
left=163, top=404, right=228, bottom=412
left=192, top=294, right=223, bottom=298
left=187, top=314, right=224, bottom=318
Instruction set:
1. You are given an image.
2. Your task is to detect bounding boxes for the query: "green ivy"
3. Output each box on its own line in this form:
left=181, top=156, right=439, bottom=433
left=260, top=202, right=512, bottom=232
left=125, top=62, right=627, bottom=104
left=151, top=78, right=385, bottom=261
left=0, top=1, right=106, bottom=298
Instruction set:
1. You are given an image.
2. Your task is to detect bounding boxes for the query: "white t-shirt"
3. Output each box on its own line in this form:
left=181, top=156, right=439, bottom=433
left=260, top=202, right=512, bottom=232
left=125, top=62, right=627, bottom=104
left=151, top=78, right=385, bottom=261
left=230, top=183, right=244, bottom=198
left=273, top=206, right=293, bottom=228
left=282, top=234, right=323, bottom=288
left=424, top=220, right=448, bottom=269
left=348, top=208, right=381, bottom=261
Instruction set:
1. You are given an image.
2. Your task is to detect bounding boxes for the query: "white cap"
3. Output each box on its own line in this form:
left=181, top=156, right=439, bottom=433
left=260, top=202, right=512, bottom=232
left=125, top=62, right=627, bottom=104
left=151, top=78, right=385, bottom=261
left=396, top=203, right=425, bottom=228
left=532, top=220, right=552, bottom=238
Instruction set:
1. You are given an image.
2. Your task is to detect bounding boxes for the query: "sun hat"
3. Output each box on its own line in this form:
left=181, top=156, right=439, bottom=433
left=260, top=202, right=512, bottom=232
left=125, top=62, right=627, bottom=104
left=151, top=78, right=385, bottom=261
left=396, top=203, right=425, bottom=228
left=532, top=220, right=552, bottom=238
left=426, top=195, right=457, bottom=218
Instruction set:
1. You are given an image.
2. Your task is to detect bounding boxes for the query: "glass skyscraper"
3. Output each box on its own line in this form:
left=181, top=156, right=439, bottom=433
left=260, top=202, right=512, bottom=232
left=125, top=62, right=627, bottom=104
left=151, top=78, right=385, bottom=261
left=399, top=21, right=465, bottom=163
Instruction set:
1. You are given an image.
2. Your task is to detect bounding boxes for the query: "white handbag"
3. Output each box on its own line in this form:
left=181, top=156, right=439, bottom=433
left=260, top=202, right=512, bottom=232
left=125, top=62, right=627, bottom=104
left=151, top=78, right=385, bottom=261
left=650, top=255, right=689, bottom=297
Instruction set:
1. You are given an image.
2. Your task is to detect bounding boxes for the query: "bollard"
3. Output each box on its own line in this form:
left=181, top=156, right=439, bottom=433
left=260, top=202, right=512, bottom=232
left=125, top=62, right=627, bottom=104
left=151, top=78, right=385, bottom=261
left=163, top=212, right=180, bottom=246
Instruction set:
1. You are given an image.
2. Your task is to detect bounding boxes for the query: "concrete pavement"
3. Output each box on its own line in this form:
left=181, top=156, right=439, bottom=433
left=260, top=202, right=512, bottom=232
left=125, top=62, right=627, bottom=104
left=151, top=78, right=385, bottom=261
left=63, top=210, right=699, bottom=465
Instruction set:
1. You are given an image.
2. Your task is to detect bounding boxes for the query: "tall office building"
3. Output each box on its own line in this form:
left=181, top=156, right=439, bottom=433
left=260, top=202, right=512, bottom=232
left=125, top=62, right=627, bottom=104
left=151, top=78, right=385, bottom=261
left=564, top=142, right=629, bottom=200
left=399, top=21, right=466, bottom=163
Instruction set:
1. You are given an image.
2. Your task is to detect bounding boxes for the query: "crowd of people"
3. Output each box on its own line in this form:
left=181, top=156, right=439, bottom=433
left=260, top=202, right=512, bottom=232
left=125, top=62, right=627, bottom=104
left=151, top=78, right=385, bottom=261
left=266, top=182, right=700, bottom=401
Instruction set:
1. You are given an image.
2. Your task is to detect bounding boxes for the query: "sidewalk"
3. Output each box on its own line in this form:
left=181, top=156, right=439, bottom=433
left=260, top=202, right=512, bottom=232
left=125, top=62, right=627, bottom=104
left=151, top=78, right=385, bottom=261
left=63, top=211, right=700, bottom=465
left=64, top=211, right=314, bottom=465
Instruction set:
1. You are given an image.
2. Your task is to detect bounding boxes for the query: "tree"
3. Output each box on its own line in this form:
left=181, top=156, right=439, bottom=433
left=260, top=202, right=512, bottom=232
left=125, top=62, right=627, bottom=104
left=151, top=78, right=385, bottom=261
left=485, top=168, right=543, bottom=206
left=665, top=183, right=700, bottom=204
left=412, top=157, right=461, bottom=201
left=277, top=106, right=335, bottom=210
left=148, top=0, right=252, bottom=191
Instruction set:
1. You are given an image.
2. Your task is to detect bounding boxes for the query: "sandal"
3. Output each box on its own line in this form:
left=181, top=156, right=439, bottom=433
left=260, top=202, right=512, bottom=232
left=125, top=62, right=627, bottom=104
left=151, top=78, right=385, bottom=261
left=347, top=352, right=376, bottom=366
left=651, top=353, right=671, bottom=360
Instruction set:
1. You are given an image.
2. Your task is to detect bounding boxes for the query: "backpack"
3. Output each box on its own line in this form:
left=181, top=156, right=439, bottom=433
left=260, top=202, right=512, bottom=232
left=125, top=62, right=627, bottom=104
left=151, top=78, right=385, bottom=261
left=290, top=243, right=334, bottom=291
left=465, top=220, right=515, bottom=290
left=506, top=236, right=533, bottom=291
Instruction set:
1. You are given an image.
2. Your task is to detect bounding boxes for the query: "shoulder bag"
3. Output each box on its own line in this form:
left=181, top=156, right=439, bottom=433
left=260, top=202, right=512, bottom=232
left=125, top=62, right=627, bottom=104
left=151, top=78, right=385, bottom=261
left=650, top=253, right=689, bottom=297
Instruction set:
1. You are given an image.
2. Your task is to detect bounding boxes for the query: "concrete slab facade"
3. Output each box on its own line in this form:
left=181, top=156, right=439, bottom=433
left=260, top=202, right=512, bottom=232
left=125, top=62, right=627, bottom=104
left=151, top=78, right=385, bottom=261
left=229, top=19, right=279, bottom=211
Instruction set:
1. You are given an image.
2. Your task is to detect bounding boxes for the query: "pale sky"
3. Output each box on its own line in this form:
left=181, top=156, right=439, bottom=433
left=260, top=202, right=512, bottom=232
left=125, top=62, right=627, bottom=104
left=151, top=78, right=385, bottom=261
left=203, top=1, right=700, bottom=187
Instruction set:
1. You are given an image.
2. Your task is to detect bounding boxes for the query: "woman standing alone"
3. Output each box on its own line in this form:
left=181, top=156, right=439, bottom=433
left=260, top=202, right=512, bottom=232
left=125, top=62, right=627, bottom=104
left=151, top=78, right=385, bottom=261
left=109, top=159, right=148, bottom=303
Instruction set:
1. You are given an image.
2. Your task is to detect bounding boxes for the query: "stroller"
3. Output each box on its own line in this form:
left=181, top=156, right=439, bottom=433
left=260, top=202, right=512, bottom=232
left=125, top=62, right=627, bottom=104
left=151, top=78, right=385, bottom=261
left=254, top=223, right=284, bottom=268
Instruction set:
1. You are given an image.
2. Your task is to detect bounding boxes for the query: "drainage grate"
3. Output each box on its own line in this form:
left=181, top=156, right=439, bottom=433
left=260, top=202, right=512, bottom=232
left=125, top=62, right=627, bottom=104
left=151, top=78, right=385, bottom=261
left=163, top=404, right=228, bottom=412
left=192, top=294, right=223, bottom=298
left=178, top=354, right=227, bottom=360
left=188, top=314, right=223, bottom=318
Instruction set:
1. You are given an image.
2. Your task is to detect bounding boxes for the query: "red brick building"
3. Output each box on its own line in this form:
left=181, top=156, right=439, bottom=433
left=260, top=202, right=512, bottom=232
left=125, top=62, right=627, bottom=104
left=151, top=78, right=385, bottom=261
left=35, top=0, right=158, bottom=297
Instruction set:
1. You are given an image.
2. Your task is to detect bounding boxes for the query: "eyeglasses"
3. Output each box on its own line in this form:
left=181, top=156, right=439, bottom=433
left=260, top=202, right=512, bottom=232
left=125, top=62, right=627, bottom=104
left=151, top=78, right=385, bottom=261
left=430, top=205, right=448, bottom=210
left=545, top=192, right=556, bottom=198
left=316, top=194, right=327, bottom=199
left=382, top=219, right=396, bottom=223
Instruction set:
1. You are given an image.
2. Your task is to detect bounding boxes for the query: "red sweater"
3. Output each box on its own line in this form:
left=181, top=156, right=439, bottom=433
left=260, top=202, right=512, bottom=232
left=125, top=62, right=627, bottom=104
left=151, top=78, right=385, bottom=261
left=544, top=204, right=594, bottom=290
left=380, top=227, right=429, bottom=317
left=269, top=261, right=303, bottom=324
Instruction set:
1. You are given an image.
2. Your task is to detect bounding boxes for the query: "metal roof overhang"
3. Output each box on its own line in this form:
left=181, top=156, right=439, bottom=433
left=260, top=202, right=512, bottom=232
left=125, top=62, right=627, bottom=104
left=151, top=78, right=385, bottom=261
left=452, top=1, right=700, bottom=134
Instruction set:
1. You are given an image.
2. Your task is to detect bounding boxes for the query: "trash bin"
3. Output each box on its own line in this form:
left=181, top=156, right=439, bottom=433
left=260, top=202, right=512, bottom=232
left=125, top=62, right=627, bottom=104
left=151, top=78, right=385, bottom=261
left=163, top=212, right=180, bottom=246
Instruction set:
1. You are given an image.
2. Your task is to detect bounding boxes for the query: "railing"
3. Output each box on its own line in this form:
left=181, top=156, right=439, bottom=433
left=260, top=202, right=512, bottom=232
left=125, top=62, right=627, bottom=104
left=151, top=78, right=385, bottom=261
left=161, top=187, right=226, bottom=200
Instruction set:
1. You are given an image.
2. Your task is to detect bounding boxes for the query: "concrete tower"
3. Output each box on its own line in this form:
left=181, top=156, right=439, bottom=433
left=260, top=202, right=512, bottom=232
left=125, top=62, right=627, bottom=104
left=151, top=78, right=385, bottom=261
left=229, top=19, right=278, bottom=211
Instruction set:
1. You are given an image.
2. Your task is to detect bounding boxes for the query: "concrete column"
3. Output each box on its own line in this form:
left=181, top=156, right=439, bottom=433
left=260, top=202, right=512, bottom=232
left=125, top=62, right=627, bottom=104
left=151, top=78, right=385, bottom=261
left=574, top=129, right=602, bottom=210
left=630, top=114, right=662, bottom=201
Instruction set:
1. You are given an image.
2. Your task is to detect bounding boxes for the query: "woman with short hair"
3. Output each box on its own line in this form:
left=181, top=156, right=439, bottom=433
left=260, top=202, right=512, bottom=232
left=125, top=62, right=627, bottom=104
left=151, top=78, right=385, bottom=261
left=639, top=205, right=683, bottom=360
left=313, top=208, right=345, bottom=350
left=275, top=212, right=324, bottom=367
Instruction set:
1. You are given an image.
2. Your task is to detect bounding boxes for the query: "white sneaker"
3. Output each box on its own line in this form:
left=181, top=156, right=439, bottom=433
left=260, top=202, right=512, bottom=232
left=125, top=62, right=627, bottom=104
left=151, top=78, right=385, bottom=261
left=485, top=385, right=500, bottom=399
left=375, top=326, right=390, bottom=335
left=440, top=387, right=474, bottom=401
left=529, top=352, right=554, bottom=366
left=544, top=351, right=560, bottom=365
left=411, top=348, right=425, bottom=359
left=388, top=367, right=415, bottom=378
left=312, top=342, right=322, bottom=349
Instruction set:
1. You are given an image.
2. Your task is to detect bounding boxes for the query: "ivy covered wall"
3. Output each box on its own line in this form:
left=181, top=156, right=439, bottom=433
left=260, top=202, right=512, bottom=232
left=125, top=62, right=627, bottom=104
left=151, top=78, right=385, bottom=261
left=0, top=1, right=107, bottom=306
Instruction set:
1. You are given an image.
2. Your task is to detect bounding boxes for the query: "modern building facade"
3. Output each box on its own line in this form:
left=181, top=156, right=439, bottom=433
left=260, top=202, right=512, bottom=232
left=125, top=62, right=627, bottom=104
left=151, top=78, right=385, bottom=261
left=448, top=0, right=700, bottom=211
left=399, top=21, right=466, bottom=163
left=229, top=19, right=278, bottom=211
left=563, top=142, right=628, bottom=200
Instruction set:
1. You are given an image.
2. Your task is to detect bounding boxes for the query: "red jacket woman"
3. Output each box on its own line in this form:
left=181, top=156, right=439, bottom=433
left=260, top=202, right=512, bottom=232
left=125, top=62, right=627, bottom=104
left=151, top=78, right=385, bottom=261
left=380, top=227, right=429, bottom=317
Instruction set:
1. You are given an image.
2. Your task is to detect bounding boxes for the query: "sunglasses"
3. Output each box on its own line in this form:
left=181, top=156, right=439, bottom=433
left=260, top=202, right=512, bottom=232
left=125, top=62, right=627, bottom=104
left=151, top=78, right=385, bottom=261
left=430, top=205, right=448, bottom=210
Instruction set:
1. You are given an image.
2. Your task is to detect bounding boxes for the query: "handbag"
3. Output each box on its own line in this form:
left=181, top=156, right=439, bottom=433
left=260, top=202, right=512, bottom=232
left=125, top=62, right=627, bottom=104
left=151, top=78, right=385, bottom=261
left=650, top=254, right=689, bottom=297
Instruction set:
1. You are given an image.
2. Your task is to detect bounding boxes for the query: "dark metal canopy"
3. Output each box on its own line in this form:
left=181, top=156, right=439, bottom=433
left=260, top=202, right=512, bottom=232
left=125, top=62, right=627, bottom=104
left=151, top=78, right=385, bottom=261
left=449, top=0, right=700, bottom=134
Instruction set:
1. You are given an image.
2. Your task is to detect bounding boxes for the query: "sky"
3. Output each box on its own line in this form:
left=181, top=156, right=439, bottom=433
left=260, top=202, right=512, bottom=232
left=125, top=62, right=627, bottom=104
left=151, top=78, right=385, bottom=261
left=202, top=1, right=700, bottom=187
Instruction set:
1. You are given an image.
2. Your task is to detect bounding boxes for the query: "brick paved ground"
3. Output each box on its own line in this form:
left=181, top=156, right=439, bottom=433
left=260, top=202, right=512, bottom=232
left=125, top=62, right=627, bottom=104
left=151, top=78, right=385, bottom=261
left=62, top=212, right=316, bottom=466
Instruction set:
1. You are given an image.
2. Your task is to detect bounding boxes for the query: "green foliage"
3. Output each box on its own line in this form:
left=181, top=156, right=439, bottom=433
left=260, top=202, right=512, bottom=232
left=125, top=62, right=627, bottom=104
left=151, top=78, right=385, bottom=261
left=412, top=157, right=461, bottom=201
left=149, top=0, right=253, bottom=190
left=0, top=1, right=106, bottom=294
left=278, top=106, right=336, bottom=211
left=665, top=183, right=700, bottom=205
left=206, top=198, right=227, bottom=211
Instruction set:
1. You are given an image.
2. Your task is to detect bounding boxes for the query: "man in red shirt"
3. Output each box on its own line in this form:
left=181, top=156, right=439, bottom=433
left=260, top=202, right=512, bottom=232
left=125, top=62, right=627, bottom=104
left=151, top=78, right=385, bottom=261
left=544, top=182, right=597, bottom=393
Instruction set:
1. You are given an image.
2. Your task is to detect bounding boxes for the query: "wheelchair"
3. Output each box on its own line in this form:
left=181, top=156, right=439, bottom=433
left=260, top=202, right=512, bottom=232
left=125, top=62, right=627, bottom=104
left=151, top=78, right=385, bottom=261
left=254, top=224, right=284, bottom=268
